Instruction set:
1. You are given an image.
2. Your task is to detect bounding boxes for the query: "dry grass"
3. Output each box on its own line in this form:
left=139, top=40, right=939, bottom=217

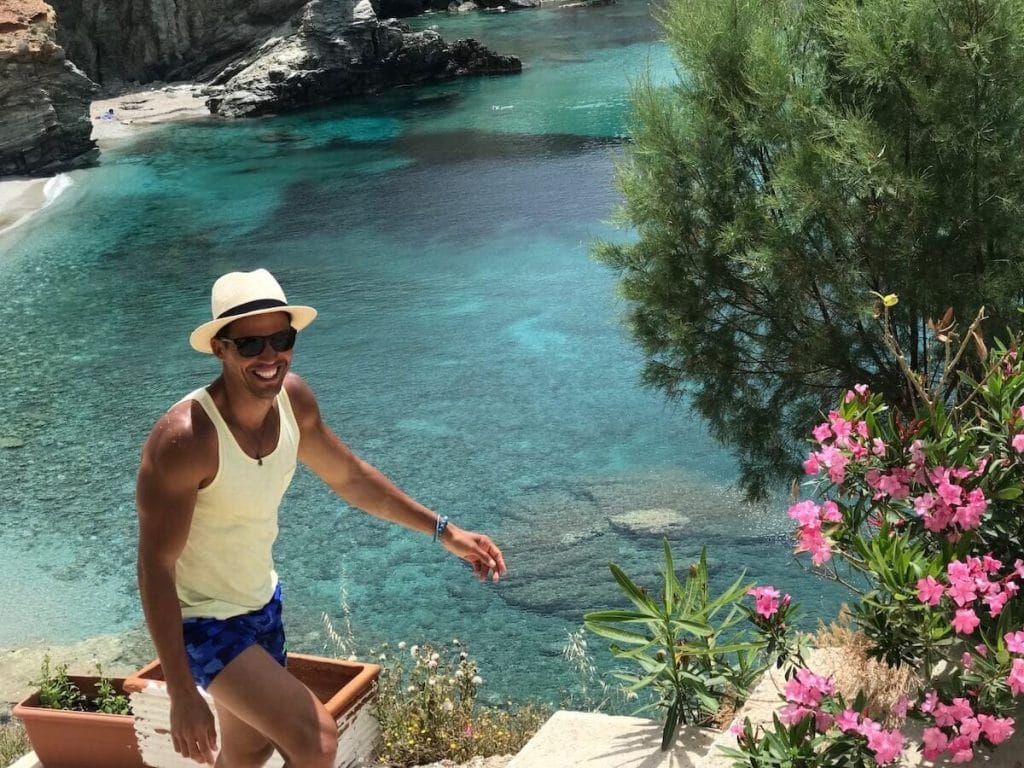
left=0, top=714, right=29, bottom=766
left=813, top=607, right=921, bottom=727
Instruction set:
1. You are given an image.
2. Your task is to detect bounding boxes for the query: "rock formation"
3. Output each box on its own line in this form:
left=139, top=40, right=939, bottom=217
left=0, top=0, right=98, bottom=176
left=205, top=2, right=521, bottom=118
left=47, top=0, right=312, bottom=86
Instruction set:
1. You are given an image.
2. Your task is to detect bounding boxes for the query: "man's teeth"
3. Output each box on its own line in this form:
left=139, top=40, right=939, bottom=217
left=254, top=368, right=277, bottom=380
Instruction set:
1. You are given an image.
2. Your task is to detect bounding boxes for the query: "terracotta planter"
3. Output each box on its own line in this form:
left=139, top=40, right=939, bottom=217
left=13, top=676, right=144, bottom=768
left=124, top=653, right=381, bottom=768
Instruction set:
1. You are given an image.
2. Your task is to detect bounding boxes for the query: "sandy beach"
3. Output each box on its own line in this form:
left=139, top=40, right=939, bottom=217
left=0, top=83, right=210, bottom=241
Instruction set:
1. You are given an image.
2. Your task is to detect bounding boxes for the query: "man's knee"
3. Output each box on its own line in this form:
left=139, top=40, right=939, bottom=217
left=285, top=711, right=337, bottom=767
left=216, top=740, right=276, bottom=768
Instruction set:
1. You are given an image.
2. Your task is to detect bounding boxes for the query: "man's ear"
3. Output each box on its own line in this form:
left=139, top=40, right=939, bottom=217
left=210, top=338, right=228, bottom=360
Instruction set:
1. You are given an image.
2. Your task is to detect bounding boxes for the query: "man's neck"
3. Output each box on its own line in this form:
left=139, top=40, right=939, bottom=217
left=209, top=377, right=276, bottom=429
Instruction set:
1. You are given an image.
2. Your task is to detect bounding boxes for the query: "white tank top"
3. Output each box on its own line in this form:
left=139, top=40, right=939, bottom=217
left=175, top=386, right=300, bottom=619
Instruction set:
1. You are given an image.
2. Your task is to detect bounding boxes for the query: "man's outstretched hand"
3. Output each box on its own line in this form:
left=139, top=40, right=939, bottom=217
left=442, top=526, right=508, bottom=582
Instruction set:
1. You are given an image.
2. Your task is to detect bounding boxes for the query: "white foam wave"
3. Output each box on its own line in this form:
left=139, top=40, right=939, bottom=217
left=42, top=173, right=74, bottom=208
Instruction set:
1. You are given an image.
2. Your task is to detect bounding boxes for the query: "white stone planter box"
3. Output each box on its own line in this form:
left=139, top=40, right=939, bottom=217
left=123, top=653, right=381, bottom=768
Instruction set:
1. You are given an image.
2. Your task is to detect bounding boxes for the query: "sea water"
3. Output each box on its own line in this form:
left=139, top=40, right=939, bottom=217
left=0, top=1, right=844, bottom=705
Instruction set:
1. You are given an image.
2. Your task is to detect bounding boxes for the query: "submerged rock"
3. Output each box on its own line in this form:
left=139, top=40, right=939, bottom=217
left=609, top=508, right=692, bottom=536
left=206, top=1, right=521, bottom=119
left=0, top=0, right=98, bottom=176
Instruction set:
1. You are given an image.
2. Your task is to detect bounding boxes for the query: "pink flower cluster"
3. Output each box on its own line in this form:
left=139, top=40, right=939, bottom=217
left=778, top=668, right=904, bottom=764
left=915, top=555, right=1023, bottom=634
left=801, top=386, right=993, bottom=545
left=787, top=499, right=842, bottom=565
left=748, top=586, right=782, bottom=619
left=919, top=691, right=1015, bottom=762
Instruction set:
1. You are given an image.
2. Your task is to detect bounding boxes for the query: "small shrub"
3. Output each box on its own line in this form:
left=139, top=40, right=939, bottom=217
left=585, top=542, right=804, bottom=751
left=34, top=655, right=86, bottom=711
left=32, top=656, right=131, bottom=715
left=0, top=714, right=29, bottom=766
left=372, top=640, right=548, bottom=767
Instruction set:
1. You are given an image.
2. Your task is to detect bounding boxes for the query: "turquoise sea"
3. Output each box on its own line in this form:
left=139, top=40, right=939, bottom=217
left=0, top=2, right=843, bottom=705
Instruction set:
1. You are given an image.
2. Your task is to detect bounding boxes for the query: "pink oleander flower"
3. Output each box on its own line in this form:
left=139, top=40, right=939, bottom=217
left=795, top=526, right=833, bottom=565
left=922, top=726, right=948, bottom=760
left=1006, top=631, right=1024, bottom=653
left=787, top=500, right=821, bottom=528
left=871, top=437, right=887, bottom=456
left=729, top=721, right=744, bottom=737
left=947, top=578, right=978, bottom=607
left=952, top=608, right=980, bottom=635
left=920, top=690, right=939, bottom=714
left=1013, top=433, right=1024, bottom=452
left=821, top=500, right=842, bottom=523
left=916, top=576, right=945, bottom=606
left=778, top=703, right=812, bottom=726
left=959, top=716, right=981, bottom=743
left=748, top=585, right=781, bottom=619
left=866, top=729, right=905, bottom=765
left=835, top=709, right=860, bottom=733
left=984, top=589, right=1009, bottom=617
left=982, top=554, right=1002, bottom=573
left=783, top=668, right=834, bottom=708
left=975, top=643, right=988, bottom=657
left=812, top=422, right=832, bottom=443
left=814, top=710, right=834, bottom=733
left=803, top=453, right=820, bottom=475
left=978, top=714, right=1014, bottom=745
left=938, top=480, right=963, bottom=507
left=1006, top=659, right=1024, bottom=695
left=961, top=652, right=974, bottom=669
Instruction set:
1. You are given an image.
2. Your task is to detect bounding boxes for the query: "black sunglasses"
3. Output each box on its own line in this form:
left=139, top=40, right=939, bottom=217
left=217, top=328, right=297, bottom=358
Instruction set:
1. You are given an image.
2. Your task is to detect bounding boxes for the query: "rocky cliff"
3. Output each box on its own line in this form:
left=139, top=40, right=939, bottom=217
left=47, top=0, right=312, bottom=86
left=0, top=0, right=97, bottom=176
left=206, top=2, right=521, bottom=118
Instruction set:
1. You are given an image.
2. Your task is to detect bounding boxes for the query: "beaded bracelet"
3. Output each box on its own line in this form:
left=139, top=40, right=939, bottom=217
left=434, top=514, right=450, bottom=542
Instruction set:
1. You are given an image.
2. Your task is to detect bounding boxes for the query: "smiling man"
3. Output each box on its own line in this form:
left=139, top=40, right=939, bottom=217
left=136, top=268, right=507, bottom=767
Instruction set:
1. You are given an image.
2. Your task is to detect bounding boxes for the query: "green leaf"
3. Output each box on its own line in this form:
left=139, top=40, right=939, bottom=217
left=584, top=623, right=653, bottom=645
left=609, top=563, right=660, bottom=615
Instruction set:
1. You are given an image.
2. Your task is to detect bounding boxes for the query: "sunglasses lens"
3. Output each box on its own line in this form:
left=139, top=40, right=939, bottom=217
left=234, top=337, right=265, bottom=357
left=269, top=328, right=297, bottom=352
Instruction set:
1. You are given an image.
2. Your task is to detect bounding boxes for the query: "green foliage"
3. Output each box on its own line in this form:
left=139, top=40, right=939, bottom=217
left=372, top=640, right=548, bottom=767
left=585, top=541, right=782, bottom=751
left=34, top=656, right=86, bottom=712
left=31, top=656, right=131, bottom=715
left=596, top=0, right=1024, bottom=497
left=92, top=664, right=131, bottom=716
left=721, top=692, right=878, bottom=767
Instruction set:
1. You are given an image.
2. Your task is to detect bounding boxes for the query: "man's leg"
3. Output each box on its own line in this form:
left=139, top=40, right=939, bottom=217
left=212, top=704, right=277, bottom=768
left=208, top=645, right=338, bottom=768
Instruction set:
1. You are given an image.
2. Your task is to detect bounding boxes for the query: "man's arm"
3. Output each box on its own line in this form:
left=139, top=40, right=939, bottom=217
left=285, top=374, right=507, bottom=581
left=136, top=405, right=219, bottom=765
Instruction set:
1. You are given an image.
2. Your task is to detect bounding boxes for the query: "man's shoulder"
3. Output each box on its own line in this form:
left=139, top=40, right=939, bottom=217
left=143, top=396, right=216, bottom=464
left=284, top=372, right=318, bottom=416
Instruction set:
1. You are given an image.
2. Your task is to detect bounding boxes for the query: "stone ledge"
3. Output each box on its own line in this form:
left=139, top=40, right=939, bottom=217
left=507, top=710, right=716, bottom=768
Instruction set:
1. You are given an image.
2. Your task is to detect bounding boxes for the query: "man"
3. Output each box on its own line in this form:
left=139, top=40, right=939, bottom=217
left=136, top=268, right=507, bottom=767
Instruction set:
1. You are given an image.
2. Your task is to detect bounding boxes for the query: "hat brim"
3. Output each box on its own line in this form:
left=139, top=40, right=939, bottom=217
left=190, top=305, right=318, bottom=353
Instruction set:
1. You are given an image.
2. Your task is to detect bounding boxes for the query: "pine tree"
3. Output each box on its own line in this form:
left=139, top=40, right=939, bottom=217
left=596, top=0, right=1024, bottom=497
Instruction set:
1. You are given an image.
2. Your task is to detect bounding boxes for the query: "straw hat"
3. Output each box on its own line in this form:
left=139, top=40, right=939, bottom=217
left=189, top=269, right=317, bottom=353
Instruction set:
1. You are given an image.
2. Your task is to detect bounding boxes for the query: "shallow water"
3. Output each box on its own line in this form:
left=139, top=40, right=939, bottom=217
left=0, top=1, right=844, bottom=704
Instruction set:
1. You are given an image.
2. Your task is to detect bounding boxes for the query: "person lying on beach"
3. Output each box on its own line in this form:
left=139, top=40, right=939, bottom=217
left=136, top=268, right=507, bottom=767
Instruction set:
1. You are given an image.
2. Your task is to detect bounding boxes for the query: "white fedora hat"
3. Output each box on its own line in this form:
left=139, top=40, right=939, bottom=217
left=190, top=268, right=317, bottom=353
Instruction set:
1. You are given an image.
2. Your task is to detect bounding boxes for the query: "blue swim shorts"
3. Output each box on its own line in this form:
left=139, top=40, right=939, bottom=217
left=182, top=583, right=287, bottom=690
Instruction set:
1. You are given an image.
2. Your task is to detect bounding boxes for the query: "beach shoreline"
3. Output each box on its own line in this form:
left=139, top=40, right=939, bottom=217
left=0, top=83, right=210, bottom=242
